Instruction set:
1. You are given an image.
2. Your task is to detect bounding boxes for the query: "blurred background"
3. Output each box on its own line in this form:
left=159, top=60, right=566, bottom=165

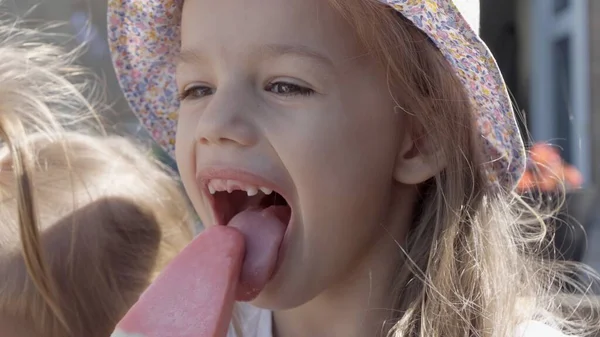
left=0, top=0, right=598, bottom=272
left=483, top=0, right=599, bottom=275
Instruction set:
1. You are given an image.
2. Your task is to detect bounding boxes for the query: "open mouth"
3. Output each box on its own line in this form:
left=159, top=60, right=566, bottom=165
left=205, top=177, right=291, bottom=300
left=208, top=180, right=292, bottom=227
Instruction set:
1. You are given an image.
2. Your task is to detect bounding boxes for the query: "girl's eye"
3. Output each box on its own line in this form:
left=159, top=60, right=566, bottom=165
left=265, top=82, right=314, bottom=97
left=178, top=85, right=215, bottom=101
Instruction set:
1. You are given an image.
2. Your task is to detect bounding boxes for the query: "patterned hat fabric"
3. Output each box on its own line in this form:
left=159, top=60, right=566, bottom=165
left=107, top=0, right=526, bottom=190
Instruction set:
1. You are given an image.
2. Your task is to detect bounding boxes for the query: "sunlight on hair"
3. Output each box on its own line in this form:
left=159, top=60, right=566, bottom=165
left=325, top=1, right=600, bottom=336
left=0, top=7, right=105, bottom=140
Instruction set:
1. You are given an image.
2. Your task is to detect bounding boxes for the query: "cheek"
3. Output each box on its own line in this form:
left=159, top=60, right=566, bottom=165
left=287, top=65, right=401, bottom=227
left=283, top=102, right=399, bottom=236
left=175, top=115, right=205, bottom=216
left=275, top=104, right=400, bottom=291
left=175, top=116, right=195, bottom=179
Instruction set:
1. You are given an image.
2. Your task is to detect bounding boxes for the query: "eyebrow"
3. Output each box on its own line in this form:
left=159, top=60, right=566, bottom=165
left=176, top=43, right=334, bottom=67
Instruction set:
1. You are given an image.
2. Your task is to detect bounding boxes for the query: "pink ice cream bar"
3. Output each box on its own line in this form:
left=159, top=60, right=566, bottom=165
left=111, top=207, right=287, bottom=337
left=111, top=226, right=245, bottom=337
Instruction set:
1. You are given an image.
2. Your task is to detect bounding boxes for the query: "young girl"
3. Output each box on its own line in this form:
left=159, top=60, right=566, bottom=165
left=108, top=0, right=599, bottom=336
left=0, top=17, right=194, bottom=337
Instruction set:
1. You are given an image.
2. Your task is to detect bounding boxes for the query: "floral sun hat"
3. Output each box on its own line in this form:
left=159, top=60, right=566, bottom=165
left=107, top=0, right=526, bottom=190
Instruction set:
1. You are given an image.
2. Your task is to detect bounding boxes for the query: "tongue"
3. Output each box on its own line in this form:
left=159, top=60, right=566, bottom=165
left=228, top=206, right=288, bottom=301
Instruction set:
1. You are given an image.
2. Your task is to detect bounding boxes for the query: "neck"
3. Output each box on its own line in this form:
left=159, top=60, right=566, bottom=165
left=273, top=186, right=414, bottom=337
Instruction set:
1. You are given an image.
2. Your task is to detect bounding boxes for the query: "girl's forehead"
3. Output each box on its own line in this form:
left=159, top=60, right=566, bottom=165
left=180, top=0, right=363, bottom=60
left=182, top=0, right=332, bottom=28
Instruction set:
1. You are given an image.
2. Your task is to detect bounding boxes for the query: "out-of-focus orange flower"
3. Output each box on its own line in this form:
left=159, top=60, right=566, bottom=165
left=564, top=165, right=583, bottom=189
left=516, top=142, right=583, bottom=193
left=517, top=171, right=535, bottom=191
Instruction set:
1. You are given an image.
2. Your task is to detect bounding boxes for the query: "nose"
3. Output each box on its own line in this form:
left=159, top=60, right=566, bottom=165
left=194, top=86, right=259, bottom=147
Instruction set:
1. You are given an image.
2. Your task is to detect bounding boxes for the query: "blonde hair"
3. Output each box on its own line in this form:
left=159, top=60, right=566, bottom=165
left=327, top=1, right=599, bottom=336
left=0, top=12, right=193, bottom=337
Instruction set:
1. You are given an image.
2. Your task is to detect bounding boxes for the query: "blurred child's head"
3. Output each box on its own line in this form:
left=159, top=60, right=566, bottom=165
left=0, top=132, right=194, bottom=337
left=0, top=14, right=194, bottom=337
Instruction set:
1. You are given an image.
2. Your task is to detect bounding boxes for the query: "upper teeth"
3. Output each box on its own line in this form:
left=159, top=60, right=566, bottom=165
left=207, top=179, right=273, bottom=196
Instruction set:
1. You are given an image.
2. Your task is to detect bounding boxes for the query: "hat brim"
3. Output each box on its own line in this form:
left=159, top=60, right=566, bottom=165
left=108, top=0, right=525, bottom=189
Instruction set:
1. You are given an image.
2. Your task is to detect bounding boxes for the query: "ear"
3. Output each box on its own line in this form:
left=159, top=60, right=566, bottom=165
left=393, top=131, right=445, bottom=185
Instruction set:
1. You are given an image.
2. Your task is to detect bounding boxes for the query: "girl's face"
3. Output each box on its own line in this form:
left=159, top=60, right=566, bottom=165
left=176, top=0, right=409, bottom=309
